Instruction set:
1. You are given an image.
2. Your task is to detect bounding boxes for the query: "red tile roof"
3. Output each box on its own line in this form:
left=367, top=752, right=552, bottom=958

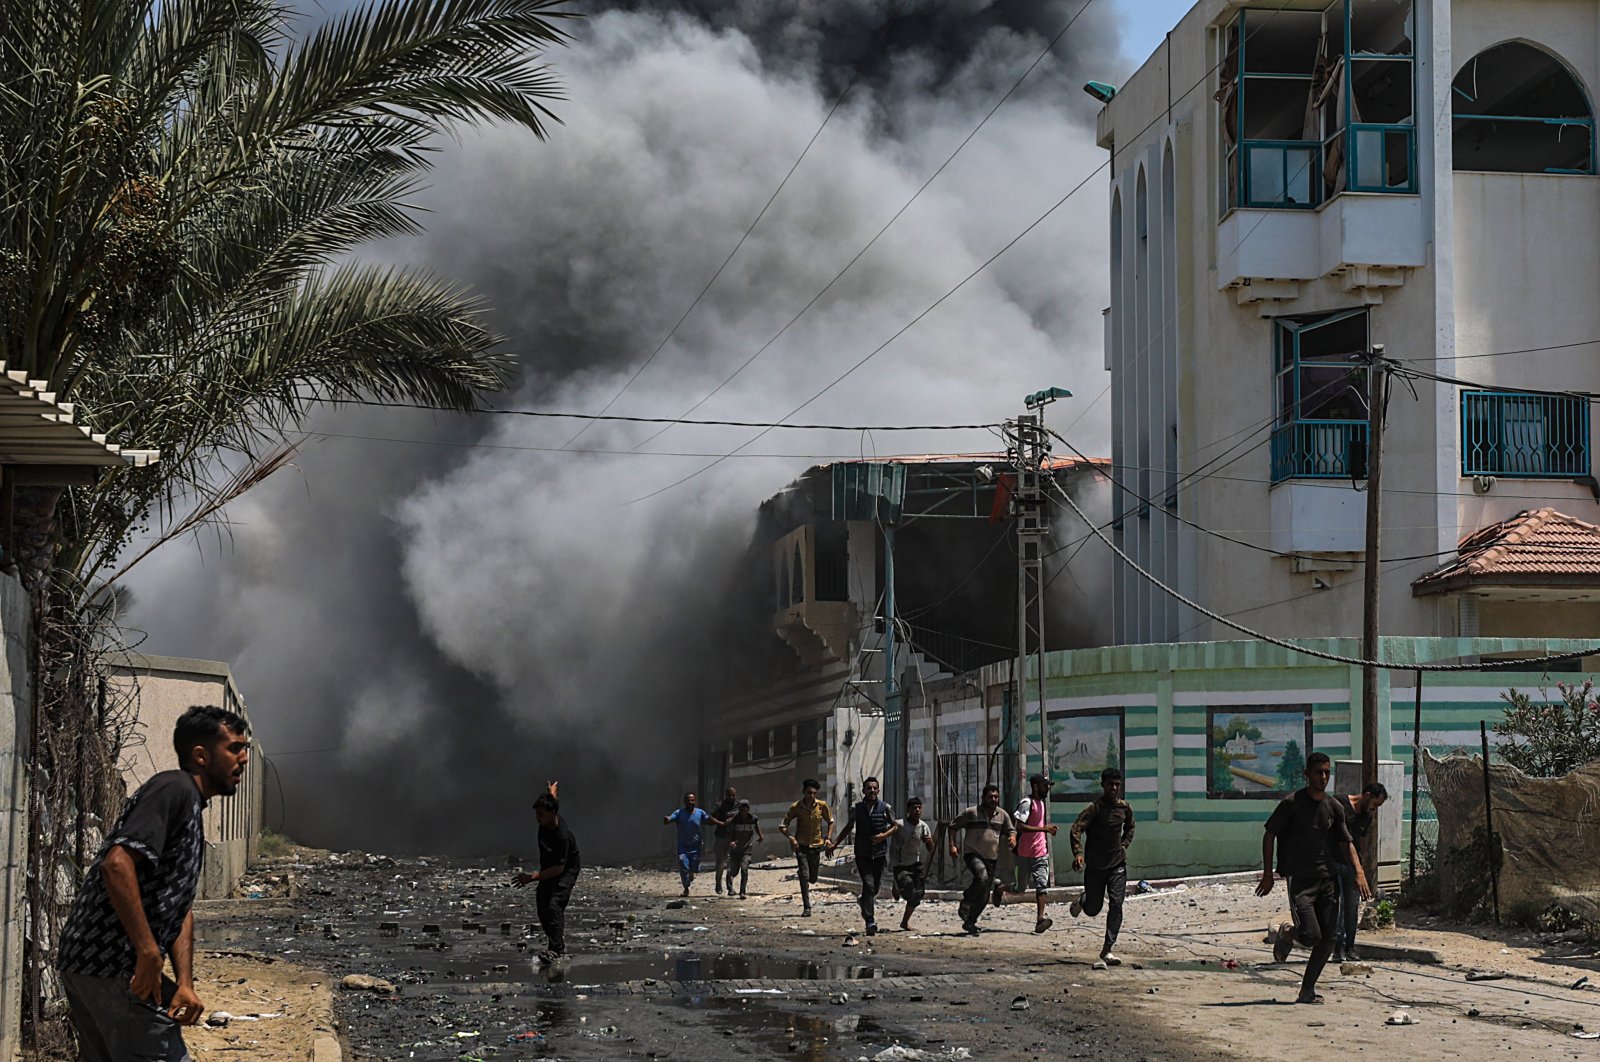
left=1413, top=508, right=1600, bottom=595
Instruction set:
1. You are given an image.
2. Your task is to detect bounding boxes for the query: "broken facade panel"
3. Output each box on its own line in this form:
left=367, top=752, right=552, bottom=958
left=1221, top=0, right=1415, bottom=210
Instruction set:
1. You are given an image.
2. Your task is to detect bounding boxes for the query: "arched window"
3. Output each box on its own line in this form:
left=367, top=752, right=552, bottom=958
left=1453, top=42, right=1594, bottom=173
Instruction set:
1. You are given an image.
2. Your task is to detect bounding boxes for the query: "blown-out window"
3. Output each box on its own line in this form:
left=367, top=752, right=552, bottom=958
left=1270, top=309, right=1372, bottom=481
left=1453, top=43, right=1595, bottom=174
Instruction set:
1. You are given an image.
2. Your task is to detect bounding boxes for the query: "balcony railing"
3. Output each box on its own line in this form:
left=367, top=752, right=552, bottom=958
left=1229, top=123, right=1417, bottom=210
left=1462, top=390, right=1590, bottom=477
left=1271, top=419, right=1370, bottom=482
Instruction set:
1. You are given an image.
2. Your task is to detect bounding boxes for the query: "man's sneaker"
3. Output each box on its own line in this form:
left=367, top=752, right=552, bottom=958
left=1069, top=896, right=1083, bottom=918
left=957, top=900, right=972, bottom=925
left=964, top=922, right=981, bottom=937
left=1273, top=921, right=1295, bottom=964
left=1100, top=951, right=1122, bottom=966
left=715, top=883, right=723, bottom=894
left=992, top=882, right=1006, bottom=907
left=739, top=891, right=747, bottom=899
left=537, top=949, right=560, bottom=966
left=681, top=885, right=690, bottom=897
left=1034, top=917, right=1053, bottom=934
left=802, top=906, right=813, bottom=917
left=865, top=923, right=878, bottom=937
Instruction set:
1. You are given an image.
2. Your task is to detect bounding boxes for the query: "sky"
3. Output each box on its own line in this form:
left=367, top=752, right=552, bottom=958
left=116, top=0, right=1177, bottom=859
left=1113, top=0, right=1196, bottom=71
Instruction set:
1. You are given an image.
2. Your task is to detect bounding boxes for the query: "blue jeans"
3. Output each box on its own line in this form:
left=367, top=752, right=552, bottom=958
left=1334, top=860, right=1359, bottom=954
left=677, top=846, right=702, bottom=888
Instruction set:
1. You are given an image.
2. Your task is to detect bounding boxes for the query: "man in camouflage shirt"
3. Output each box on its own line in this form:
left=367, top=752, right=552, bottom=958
left=57, top=705, right=251, bottom=1061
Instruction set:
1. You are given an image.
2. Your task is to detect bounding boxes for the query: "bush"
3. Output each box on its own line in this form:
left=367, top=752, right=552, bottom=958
left=1495, top=681, right=1600, bottom=777
left=258, top=828, right=293, bottom=859
left=1375, top=899, right=1397, bottom=928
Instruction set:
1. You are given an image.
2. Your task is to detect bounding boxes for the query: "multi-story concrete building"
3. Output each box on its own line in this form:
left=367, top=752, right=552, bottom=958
left=105, top=652, right=263, bottom=900
left=1099, top=0, right=1600, bottom=647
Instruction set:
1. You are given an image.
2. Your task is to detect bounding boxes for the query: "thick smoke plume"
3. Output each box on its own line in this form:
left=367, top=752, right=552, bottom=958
left=125, top=1, right=1129, bottom=860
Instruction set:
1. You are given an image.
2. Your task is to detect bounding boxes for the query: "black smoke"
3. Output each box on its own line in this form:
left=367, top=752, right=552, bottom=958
left=123, top=0, right=1129, bottom=860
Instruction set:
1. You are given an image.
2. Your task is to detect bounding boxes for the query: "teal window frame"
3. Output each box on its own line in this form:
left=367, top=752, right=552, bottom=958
left=1270, top=308, right=1372, bottom=482
left=1461, top=391, right=1591, bottom=478
left=1222, top=1, right=1417, bottom=212
left=1452, top=43, right=1596, bottom=175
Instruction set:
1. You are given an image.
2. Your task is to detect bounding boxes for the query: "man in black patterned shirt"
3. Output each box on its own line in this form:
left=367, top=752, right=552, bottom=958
left=58, top=705, right=250, bottom=1061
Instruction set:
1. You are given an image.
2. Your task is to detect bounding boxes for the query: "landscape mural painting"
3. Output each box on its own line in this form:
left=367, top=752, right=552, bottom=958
left=1046, top=707, right=1124, bottom=801
left=1207, top=707, right=1313, bottom=799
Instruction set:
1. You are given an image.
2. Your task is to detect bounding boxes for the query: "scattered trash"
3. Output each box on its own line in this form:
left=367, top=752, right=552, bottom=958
left=870, top=1047, right=932, bottom=1061
left=1010, top=995, right=1029, bottom=1011
left=338, top=974, right=396, bottom=994
left=1135, top=880, right=1155, bottom=894
left=843, top=933, right=860, bottom=947
left=1385, top=1011, right=1418, bottom=1026
left=691, top=926, right=710, bottom=932
left=1574, top=976, right=1590, bottom=990
left=1465, top=970, right=1507, bottom=982
left=1091, top=961, right=1107, bottom=971
left=1572, top=1032, right=1600, bottom=1040
left=831, top=992, right=849, bottom=1005
left=505, top=1031, right=546, bottom=1044
left=205, top=1012, right=231, bottom=1028
left=1146, top=987, right=1158, bottom=994
left=1340, top=963, right=1373, bottom=976
left=1222, top=959, right=1240, bottom=970
left=666, top=900, right=687, bottom=910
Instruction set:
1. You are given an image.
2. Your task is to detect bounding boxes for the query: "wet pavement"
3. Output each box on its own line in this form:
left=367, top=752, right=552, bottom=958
left=199, top=855, right=1223, bottom=1061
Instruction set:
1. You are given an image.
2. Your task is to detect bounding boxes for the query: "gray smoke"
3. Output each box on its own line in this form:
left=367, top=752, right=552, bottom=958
left=123, top=1, right=1130, bottom=860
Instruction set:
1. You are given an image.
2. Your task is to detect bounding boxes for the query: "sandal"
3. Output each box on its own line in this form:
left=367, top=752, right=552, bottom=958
left=1295, top=993, right=1325, bottom=1005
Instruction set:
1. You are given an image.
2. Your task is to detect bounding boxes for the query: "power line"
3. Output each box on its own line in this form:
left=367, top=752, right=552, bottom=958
left=618, top=0, right=1105, bottom=458
left=310, top=395, right=1002, bottom=431
left=1044, top=474, right=1600, bottom=673
left=564, top=0, right=910, bottom=446
left=297, top=430, right=984, bottom=461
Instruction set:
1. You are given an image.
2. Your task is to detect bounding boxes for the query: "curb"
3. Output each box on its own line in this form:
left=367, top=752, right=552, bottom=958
left=816, top=867, right=1263, bottom=905
left=311, top=1036, right=342, bottom=1062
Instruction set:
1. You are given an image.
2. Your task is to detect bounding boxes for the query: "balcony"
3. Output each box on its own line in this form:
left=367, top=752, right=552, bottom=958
left=1271, top=419, right=1369, bottom=482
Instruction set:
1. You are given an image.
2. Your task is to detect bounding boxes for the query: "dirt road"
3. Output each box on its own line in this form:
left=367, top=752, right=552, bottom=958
left=191, top=850, right=1600, bottom=1060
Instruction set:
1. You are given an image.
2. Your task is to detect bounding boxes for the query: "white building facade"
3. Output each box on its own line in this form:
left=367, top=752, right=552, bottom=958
left=1101, top=0, right=1600, bottom=645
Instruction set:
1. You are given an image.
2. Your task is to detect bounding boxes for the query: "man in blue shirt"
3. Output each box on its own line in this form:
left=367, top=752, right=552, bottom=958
left=663, top=792, right=719, bottom=897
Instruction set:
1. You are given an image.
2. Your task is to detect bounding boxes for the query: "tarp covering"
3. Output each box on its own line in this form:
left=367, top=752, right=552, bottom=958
left=1423, top=749, right=1600, bottom=922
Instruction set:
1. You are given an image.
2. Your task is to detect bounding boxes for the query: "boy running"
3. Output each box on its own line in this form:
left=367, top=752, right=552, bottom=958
left=889, top=796, right=935, bottom=931
left=1068, top=767, right=1136, bottom=964
left=724, top=800, right=763, bottom=898
left=780, top=779, right=833, bottom=917
left=830, top=776, right=896, bottom=936
left=663, top=792, right=715, bottom=897
left=948, top=783, right=1014, bottom=935
left=1258, top=752, right=1372, bottom=1005
left=1013, top=772, right=1058, bottom=934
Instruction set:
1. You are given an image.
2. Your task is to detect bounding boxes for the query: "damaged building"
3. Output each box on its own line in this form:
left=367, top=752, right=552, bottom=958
left=700, top=454, right=1112, bottom=863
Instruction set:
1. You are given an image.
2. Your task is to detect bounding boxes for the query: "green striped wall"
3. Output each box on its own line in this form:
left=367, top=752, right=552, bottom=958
left=1011, top=638, right=1595, bottom=878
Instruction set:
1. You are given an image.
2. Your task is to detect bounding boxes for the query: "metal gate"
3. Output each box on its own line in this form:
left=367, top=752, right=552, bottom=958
left=935, top=752, right=1018, bottom=823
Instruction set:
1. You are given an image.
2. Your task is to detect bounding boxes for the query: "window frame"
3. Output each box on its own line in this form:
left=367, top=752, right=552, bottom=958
left=1270, top=308, right=1372, bottom=482
left=1452, top=42, right=1597, bottom=175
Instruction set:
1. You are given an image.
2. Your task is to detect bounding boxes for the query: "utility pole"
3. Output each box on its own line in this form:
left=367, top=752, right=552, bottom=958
left=1359, top=345, right=1388, bottom=881
left=1010, top=388, right=1070, bottom=805
left=883, top=522, right=904, bottom=808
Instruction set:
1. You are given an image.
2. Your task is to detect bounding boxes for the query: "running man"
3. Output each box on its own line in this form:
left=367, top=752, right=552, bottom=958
left=1258, top=752, right=1372, bottom=1005
left=710, top=786, right=739, bottom=895
left=780, top=778, right=833, bottom=916
left=830, top=776, right=896, bottom=936
left=1332, top=781, right=1388, bottom=961
left=513, top=781, right=580, bottom=964
left=725, top=800, right=763, bottom=898
left=1013, top=772, right=1058, bottom=934
left=889, top=796, right=935, bottom=931
left=1068, top=767, right=1136, bottom=964
left=948, top=783, right=1014, bottom=935
left=663, top=792, right=712, bottom=897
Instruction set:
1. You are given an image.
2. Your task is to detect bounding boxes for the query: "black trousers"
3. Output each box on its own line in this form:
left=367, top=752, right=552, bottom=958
left=961, top=854, right=998, bottom=924
left=536, top=868, right=580, bottom=954
left=1081, top=863, right=1127, bottom=953
left=796, top=847, right=823, bottom=907
left=894, top=862, right=926, bottom=907
left=1288, top=873, right=1339, bottom=997
left=856, top=855, right=886, bottom=926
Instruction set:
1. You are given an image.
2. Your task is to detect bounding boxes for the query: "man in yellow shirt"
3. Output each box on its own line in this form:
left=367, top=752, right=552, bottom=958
left=779, top=778, right=833, bottom=917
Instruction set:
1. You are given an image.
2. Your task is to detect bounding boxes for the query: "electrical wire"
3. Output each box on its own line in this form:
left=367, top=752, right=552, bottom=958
left=619, top=0, right=1106, bottom=460
left=1042, top=473, right=1600, bottom=672
left=564, top=0, right=911, bottom=446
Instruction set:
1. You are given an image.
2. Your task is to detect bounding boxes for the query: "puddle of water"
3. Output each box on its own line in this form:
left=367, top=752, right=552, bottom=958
left=562, top=950, right=881, bottom=985
left=674, top=997, right=888, bottom=1062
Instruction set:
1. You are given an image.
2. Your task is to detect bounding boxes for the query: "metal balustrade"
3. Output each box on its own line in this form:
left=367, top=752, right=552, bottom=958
left=1461, top=391, right=1590, bottom=478
left=1270, top=419, right=1369, bottom=482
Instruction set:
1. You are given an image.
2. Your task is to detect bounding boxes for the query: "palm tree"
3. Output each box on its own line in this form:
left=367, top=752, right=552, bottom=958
left=0, top=0, right=575, bottom=1040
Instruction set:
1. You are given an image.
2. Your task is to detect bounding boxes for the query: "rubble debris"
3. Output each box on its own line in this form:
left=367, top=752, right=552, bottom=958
left=339, top=974, right=397, bottom=994
left=1465, top=970, right=1507, bottom=982
left=205, top=1012, right=231, bottom=1027
left=1385, top=1011, right=1418, bottom=1026
left=1339, top=963, right=1373, bottom=976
